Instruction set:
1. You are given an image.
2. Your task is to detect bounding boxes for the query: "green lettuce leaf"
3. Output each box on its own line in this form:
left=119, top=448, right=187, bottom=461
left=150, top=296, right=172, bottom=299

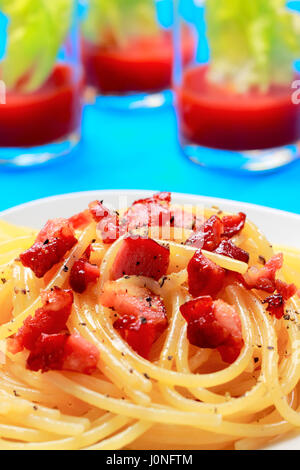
left=82, top=0, right=159, bottom=46
left=0, top=0, right=74, bottom=92
left=206, top=0, right=300, bottom=92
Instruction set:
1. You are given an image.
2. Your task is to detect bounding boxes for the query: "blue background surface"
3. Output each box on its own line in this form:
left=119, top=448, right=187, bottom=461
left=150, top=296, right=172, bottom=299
left=0, top=1, right=299, bottom=215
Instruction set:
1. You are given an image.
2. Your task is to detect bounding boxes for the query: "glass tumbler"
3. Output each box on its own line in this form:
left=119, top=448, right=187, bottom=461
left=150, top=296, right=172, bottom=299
left=0, top=1, right=83, bottom=167
left=81, top=0, right=195, bottom=109
left=174, top=0, right=300, bottom=173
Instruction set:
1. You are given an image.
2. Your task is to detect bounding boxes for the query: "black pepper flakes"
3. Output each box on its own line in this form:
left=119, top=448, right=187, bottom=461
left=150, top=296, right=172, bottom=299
left=258, top=255, right=266, bottom=265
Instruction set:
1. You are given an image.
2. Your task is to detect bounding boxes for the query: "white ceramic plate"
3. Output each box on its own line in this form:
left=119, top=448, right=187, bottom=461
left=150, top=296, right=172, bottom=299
left=0, top=189, right=300, bottom=450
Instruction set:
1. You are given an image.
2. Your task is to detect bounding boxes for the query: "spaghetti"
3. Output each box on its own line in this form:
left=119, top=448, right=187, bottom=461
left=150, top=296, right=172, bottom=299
left=0, top=192, right=298, bottom=450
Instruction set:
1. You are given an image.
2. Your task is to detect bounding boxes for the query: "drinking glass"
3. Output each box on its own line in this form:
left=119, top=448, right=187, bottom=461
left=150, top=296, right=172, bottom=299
left=0, top=1, right=83, bottom=167
left=81, top=0, right=195, bottom=109
left=174, top=0, right=300, bottom=172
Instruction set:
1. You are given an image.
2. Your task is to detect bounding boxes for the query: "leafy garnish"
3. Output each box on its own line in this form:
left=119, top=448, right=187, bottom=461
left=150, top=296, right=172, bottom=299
left=206, top=0, right=300, bottom=92
left=0, top=0, right=73, bottom=92
left=82, top=0, right=159, bottom=47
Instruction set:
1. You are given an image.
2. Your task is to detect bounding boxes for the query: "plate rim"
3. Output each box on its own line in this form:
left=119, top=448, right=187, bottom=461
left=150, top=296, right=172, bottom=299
left=1, top=189, right=300, bottom=222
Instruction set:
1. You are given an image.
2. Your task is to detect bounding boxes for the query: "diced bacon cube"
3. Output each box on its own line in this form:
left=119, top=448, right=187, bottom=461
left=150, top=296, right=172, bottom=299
left=132, top=192, right=171, bottom=207
left=275, top=279, right=297, bottom=301
left=9, top=287, right=73, bottom=353
left=121, top=193, right=171, bottom=235
left=111, top=237, right=170, bottom=281
left=89, top=200, right=119, bottom=244
left=214, top=240, right=249, bottom=263
left=186, top=216, right=223, bottom=251
left=20, top=218, right=77, bottom=278
left=222, top=212, right=246, bottom=238
left=243, top=253, right=283, bottom=293
left=26, top=333, right=67, bottom=372
left=27, top=333, right=99, bottom=374
left=180, top=296, right=244, bottom=363
left=262, top=280, right=297, bottom=320
left=262, top=293, right=285, bottom=320
left=62, top=334, right=99, bottom=374
left=35, top=218, right=76, bottom=244
left=68, top=210, right=92, bottom=230
left=70, top=258, right=100, bottom=293
left=187, top=250, right=226, bottom=297
left=100, top=282, right=168, bottom=358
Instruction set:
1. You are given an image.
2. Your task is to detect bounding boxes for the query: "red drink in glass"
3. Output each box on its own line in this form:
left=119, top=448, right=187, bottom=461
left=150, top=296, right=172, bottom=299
left=0, top=2, right=82, bottom=167
left=0, top=65, right=83, bottom=148
left=174, top=1, right=300, bottom=172
left=82, top=0, right=195, bottom=108
left=178, top=65, right=300, bottom=151
left=83, top=27, right=194, bottom=95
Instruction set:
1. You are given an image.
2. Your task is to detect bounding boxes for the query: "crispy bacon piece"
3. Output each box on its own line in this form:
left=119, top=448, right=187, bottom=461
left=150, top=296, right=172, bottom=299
left=275, top=279, right=297, bottom=300
left=69, top=210, right=92, bottom=230
left=9, top=287, right=73, bottom=354
left=111, top=237, right=170, bottom=281
left=20, top=219, right=77, bottom=278
left=121, top=192, right=171, bottom=234
left=185, top=216, right=223, bottom=251
left=70, top=259, right=100, bottom=294
left=133, top=192, right=171, bottom=206
left=187, top=250, right=226, bottom=297
left=262, top=280, right=297, bottom=319
left=214, top=240, right=250, bottom=263
left=262, top=294, right=285, bottom=320
left=89, top=200, right=119, bottom=244
left=27, top=333, right=99, bottom=374
left=222, top=212, right=246, bottom=239
left=180, top=296, right=243, bottom=363
left=100, top=282, right=168, bottom=358
left=242, top=253, right=283, bottom=293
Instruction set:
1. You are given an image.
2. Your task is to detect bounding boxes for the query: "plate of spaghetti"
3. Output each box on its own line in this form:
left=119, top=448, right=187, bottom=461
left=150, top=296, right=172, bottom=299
left=0, top=189, right=299, bottom=451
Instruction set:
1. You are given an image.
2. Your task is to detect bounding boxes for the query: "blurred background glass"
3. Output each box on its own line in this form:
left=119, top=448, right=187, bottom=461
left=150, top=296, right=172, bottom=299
left=81, top=0, right=195, bottom=109
left=0, top=0, right=83, bottom=167
left=174, top=0, right=300, bottom=172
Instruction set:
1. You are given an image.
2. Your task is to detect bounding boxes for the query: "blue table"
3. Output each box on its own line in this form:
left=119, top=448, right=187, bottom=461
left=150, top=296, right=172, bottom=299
left=0, top=101, right=299, bottom=215
left=0, top=0, right=299, bottom=215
